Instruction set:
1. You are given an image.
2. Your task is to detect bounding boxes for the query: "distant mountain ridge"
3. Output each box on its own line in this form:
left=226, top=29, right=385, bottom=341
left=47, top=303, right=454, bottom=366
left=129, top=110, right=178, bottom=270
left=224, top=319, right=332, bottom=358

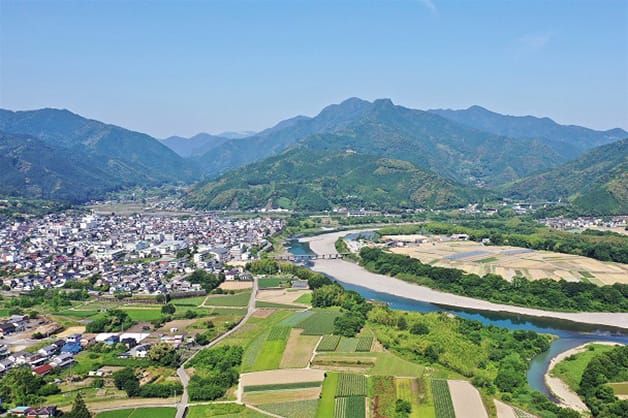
left=193, top=98, right=568, bottom=187
left=503, top=139, right=628, bottom=215
left=0, top=108, right=198, bottom=202
left=430, top=105, right=627, bottom=159
left=162, top=133, right=231, bottom=157
left=188, top=134, right=490, bottom=211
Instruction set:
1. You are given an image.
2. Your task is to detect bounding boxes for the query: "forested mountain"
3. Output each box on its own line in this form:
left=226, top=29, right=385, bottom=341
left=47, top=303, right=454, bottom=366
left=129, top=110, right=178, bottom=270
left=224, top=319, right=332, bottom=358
left=0, top=108, right=198, bottom=201
left=503, top=139, right=628, bottom=215
left=430, top=105, right=627, bottom=159
left=0, top=132, right=123, bottom=201
left=188, top=134, right=490, bottom=211
left=195, top=98, right=564, bottom=187
left=162, top=133, right=231, bottom=157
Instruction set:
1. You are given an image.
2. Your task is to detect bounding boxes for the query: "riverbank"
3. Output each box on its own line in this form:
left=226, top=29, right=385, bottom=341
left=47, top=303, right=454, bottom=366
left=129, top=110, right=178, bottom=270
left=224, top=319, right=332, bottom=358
left=544, top=342, right=622, bottom=413
left=302, top=231, right=628, bottom=331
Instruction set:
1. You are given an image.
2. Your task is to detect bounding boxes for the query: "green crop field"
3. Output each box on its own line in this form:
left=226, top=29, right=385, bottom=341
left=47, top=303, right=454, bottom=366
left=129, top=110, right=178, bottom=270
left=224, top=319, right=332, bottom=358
left=204, top=291, right=251, bottom=307
left=336, top=338, right=359, bottom=352
left=316, top=373, right=339, bottom=418
left=244, top=381, right=323, bottom=392
left=171, top=296, right=206, bottom=307
left=355, top=337, right=373, bottom=352
left=431, top=380, right=455, bottom=418
left=121, top=308, right=163, bottom=321
left=334, top=396, right=366, bottom=418
left=259, top=399, right=319, bottom=418
left=318, top=335, right=341, bottom=351
left=187, top=403, right=266, bottom=418
left=281, top=311, right=314, bottom=327
left=268, top=326, right=291, bottom=340
left=259, top=277, right=291, bottom=289
left=298, top=310, right=342, bottom=335
left=96, top=407, right=176, bottom=418
left=335, top=374, right=368, bottom=397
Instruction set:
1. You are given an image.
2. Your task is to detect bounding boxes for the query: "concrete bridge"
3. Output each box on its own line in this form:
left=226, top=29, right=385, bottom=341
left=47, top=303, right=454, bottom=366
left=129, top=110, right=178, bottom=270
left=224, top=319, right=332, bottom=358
left=272, top=253, right=349, bottom=261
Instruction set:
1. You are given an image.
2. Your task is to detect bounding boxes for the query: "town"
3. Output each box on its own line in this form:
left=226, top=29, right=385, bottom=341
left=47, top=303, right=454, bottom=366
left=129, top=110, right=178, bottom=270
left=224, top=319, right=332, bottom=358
left=0, top=212, right=283, bottom=294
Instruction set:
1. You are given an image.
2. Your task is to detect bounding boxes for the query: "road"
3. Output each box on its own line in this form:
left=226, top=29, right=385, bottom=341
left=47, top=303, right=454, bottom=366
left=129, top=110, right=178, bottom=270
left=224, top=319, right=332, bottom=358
left=303, top=230, right=628, bottom=330
left=175, top=277, right=258, bottom=418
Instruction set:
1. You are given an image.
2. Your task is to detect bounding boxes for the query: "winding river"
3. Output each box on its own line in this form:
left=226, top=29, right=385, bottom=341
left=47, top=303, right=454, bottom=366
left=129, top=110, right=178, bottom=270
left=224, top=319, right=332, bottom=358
left=286, top=236, right=628, bottom=399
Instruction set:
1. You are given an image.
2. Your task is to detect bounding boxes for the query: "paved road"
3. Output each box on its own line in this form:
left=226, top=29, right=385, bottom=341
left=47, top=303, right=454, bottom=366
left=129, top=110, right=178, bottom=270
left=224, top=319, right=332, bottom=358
left=175, top=277, right=258, bottom=418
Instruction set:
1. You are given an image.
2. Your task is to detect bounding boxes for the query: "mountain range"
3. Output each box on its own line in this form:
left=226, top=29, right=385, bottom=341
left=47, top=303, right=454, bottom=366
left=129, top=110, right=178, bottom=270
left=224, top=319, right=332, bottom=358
left=0, top=108, right=198, bottom=201
left=0, top=100, right=626, bottom=214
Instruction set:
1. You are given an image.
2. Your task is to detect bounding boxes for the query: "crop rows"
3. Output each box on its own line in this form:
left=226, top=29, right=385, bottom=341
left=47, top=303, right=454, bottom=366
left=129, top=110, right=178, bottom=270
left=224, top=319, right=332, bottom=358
left=335, top=374, right=368, bottom=397
left=334, top=396, right=366, bottom=418
left=431, top=379, right=455, bottom=418
left=267, top=326, right=290, bottom=341
left=298, top=311, right=341, bottom=335
left=243, top=381, right=322, bottom=393
left=355, top=336, right=373, bottom=352
left=318, top=335, right=341, bottom=351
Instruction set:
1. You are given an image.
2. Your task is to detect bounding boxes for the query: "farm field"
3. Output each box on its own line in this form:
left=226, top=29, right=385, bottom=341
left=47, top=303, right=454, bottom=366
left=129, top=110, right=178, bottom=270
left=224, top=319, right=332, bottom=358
left=396, top=377, right=433, bottom=418
left=96, top=407, right=176, bottom=418
left=431, top=379, right=455, bottom=418
left=219, top=280, right=253, bottom=291
left=244, top=387, right=322, bottom=405
left=256, top=288, right=311, bottom=305
left=258, top=275, right=292, bottom=288
left=297, top=310, right=342, bottom=335
left=447, top=380, right=488, bottom=418
left=334, top=396, right=366, bottom=418
left=390, top=239, right=628, bottom=284
left=203, top=290, right=251, bottom=307
left=316, top=372, right=339, bottom=418
left=240, top=368, right=325, bottom=388
left=258, top=399, right=320, bottom=418
left=280, top=329, right=321, bottom=368
left=312, top=352, right=424, bottom=376
left=186, top=403, right=266, bottom=418
left=335, top=374, right=368, bottom=397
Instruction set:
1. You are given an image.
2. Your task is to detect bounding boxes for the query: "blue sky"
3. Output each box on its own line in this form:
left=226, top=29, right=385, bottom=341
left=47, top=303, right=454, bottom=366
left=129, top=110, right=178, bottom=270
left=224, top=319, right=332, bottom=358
left=1, top=0, right=627, bottom=137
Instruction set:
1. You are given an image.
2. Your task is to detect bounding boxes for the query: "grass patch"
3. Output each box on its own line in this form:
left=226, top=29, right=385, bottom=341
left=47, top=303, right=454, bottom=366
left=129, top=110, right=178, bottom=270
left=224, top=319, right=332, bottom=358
left=316, top=372, right=339, bottom=418
left=204, top=291, right=251, bottom=307
left=280, top=311, right=314, bottom=327
left=396, top=377, right=433, bottom=418
left=355, top=337, right=373, bottom=352
left=259, top=399, right=319, bottom=418
left=244, top=381, right=323, bottom=392
left=259, top=277, right=292, bottom=289
left=608, top=382, right=628, bottom=396
left=121, top=308, right=163, bottom=321
left=186, top=403, right=266, bottom=417
left=551, top=344, right=617, bottom=392
left=295, top=293, right=313, bottom=305
left=268, top=326, right=291, bottom=340
left=297, top=310, right=342, bottom=335
left=96, top=407, right=175, bottom=418
left=477, top=257, right=498, bottom=264
left=313, top=352, right=424, bottom=377
left=336, top=338, right=359, bottom=353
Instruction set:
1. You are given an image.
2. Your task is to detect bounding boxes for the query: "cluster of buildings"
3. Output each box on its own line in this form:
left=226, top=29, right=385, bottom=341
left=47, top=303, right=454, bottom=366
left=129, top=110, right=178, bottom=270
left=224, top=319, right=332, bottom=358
left=541, top=216, right=628, bottom=232
left=0, top=212, right=283, bottom=294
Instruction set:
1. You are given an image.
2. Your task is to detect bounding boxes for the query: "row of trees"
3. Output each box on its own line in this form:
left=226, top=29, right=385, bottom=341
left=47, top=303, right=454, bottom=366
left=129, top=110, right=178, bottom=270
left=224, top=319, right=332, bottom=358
left=359, top=247, right=628, bottom=312
left=85, top=309, right=135, bottom=333
left=112, top=367, right=182, bottom=398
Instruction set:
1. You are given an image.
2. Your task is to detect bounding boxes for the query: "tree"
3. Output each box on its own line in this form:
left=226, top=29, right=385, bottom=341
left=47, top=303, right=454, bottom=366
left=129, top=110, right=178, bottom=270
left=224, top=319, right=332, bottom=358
left=148, top=342, right=180, bottom=367
left=113, top=368, right=140, bottom=397
left=410, top=322, right=429, bottom=335
left=65, top=393, right=92, bottom=418
left=161, top=304, right=176, bottom=315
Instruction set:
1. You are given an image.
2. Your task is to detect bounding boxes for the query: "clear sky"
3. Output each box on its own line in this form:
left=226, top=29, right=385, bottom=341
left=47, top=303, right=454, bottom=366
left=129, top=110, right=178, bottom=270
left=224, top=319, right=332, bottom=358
left=1, top=0, right=627, bottom=138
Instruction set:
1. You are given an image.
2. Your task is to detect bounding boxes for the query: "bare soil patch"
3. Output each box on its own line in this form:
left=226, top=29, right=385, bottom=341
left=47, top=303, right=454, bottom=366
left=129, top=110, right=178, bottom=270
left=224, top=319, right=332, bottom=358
left=219, top=281, right=253, bottom=290
left=240, top=368, right=325, bottom=387
left=447, top=380, right=488, bottom=418
left=252, top=308, right=276, bottom=318
left=279, top=329, right=320, bottom=368
left=243, top=387, right=322, bottom=405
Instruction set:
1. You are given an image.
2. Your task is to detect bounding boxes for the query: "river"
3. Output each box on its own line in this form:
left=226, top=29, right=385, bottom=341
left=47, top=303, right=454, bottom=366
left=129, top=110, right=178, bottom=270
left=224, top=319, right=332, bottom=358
left=287, top=238, right=628, bottom=399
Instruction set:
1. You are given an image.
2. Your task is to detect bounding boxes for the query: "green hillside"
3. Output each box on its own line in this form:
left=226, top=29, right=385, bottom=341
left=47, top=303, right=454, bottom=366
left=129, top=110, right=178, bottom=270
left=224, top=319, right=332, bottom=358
left=503, top=139, right=628, bottom=215
left=195, top=98, right=563, bottom=187
left=188, top=138, right=489, bottom=211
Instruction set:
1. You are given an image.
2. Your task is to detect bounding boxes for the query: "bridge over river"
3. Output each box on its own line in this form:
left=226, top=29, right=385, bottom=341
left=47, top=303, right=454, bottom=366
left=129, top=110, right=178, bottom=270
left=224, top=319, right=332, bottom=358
left=272, top=253, right=349, bottom=261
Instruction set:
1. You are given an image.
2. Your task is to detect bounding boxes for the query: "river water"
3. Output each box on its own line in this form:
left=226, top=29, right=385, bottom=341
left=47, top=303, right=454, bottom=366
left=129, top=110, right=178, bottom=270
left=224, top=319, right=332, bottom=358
left=287, top=239, right=628, bottom=398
